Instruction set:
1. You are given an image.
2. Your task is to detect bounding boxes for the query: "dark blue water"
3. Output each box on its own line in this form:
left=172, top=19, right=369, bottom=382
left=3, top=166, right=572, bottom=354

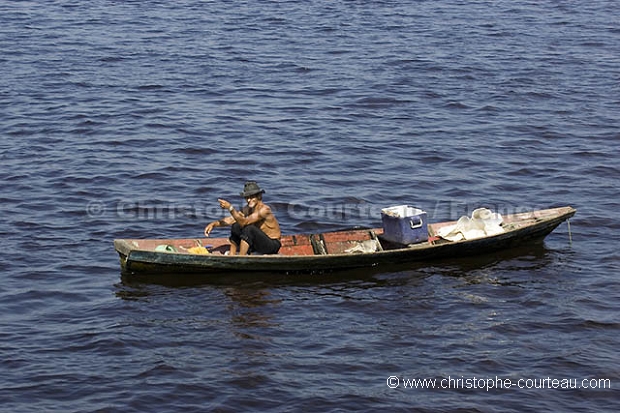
left=1, top=1, right=619, bottom=411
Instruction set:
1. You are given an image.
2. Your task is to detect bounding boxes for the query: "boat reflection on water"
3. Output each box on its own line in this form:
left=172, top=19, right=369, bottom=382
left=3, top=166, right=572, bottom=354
left=116, top=233, right=564, bottom=291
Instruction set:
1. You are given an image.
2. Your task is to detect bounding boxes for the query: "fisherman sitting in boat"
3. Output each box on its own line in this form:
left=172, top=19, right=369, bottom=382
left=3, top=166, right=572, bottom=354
left=204, top=181, right=282, bottom=255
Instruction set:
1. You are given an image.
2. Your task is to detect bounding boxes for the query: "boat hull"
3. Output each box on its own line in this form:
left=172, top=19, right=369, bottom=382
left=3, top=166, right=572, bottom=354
left=115, top=207, right=575, bottom=279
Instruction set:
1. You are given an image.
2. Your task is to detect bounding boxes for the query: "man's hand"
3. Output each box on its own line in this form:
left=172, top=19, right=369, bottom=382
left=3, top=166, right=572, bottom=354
left=218, top=198, right=232, bottom=210
left=204, top=222, right=216, bottom=237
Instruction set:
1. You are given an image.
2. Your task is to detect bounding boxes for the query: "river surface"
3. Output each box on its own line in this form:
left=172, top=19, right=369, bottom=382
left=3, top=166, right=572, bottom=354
left=1, top=1, right=619, bottom=412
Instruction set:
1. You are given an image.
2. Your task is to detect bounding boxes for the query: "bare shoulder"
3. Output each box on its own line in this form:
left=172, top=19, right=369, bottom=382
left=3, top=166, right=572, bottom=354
left=258, top=203, right=274, bottom=216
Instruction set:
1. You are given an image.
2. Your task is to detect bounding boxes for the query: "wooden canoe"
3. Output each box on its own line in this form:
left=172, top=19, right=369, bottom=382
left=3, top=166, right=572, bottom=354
left=114, top=206, right=575, bottom=278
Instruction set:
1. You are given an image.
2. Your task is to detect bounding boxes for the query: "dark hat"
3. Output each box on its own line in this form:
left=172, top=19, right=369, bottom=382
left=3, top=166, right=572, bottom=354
left=240, top=181, right=266, bottom=197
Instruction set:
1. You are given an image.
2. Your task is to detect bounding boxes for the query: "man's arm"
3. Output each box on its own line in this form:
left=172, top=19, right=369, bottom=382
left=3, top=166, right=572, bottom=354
left=204, top=216, right=235, bottom=237
left=230, top=205, right=271, bottom=227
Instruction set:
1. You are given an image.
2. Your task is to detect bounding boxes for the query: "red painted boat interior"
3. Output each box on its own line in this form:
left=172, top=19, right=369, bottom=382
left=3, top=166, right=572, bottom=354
left=121, top=207, right=575, bottom=257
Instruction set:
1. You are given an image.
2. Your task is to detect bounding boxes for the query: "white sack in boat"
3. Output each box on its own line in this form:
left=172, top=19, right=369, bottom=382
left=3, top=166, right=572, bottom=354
left=344, top=239, right=382, bottom=254
left=437, top=208, right=504, bottom=242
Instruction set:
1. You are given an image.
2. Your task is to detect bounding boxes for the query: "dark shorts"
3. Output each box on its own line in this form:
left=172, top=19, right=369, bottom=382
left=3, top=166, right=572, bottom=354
left=230, top=223, right=281, bottom=254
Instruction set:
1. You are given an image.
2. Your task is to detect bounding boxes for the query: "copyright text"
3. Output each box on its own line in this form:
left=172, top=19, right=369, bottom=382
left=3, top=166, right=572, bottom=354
left=386, top=375, right=611, bottom=391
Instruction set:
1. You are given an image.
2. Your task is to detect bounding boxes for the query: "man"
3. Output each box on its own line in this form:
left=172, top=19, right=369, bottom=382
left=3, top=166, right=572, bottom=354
left=204, top=181, right=281, bottom=255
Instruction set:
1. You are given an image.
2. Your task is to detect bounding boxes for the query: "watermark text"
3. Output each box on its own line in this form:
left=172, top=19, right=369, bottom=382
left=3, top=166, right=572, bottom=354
left=386, top=375, right=611, bottom=391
